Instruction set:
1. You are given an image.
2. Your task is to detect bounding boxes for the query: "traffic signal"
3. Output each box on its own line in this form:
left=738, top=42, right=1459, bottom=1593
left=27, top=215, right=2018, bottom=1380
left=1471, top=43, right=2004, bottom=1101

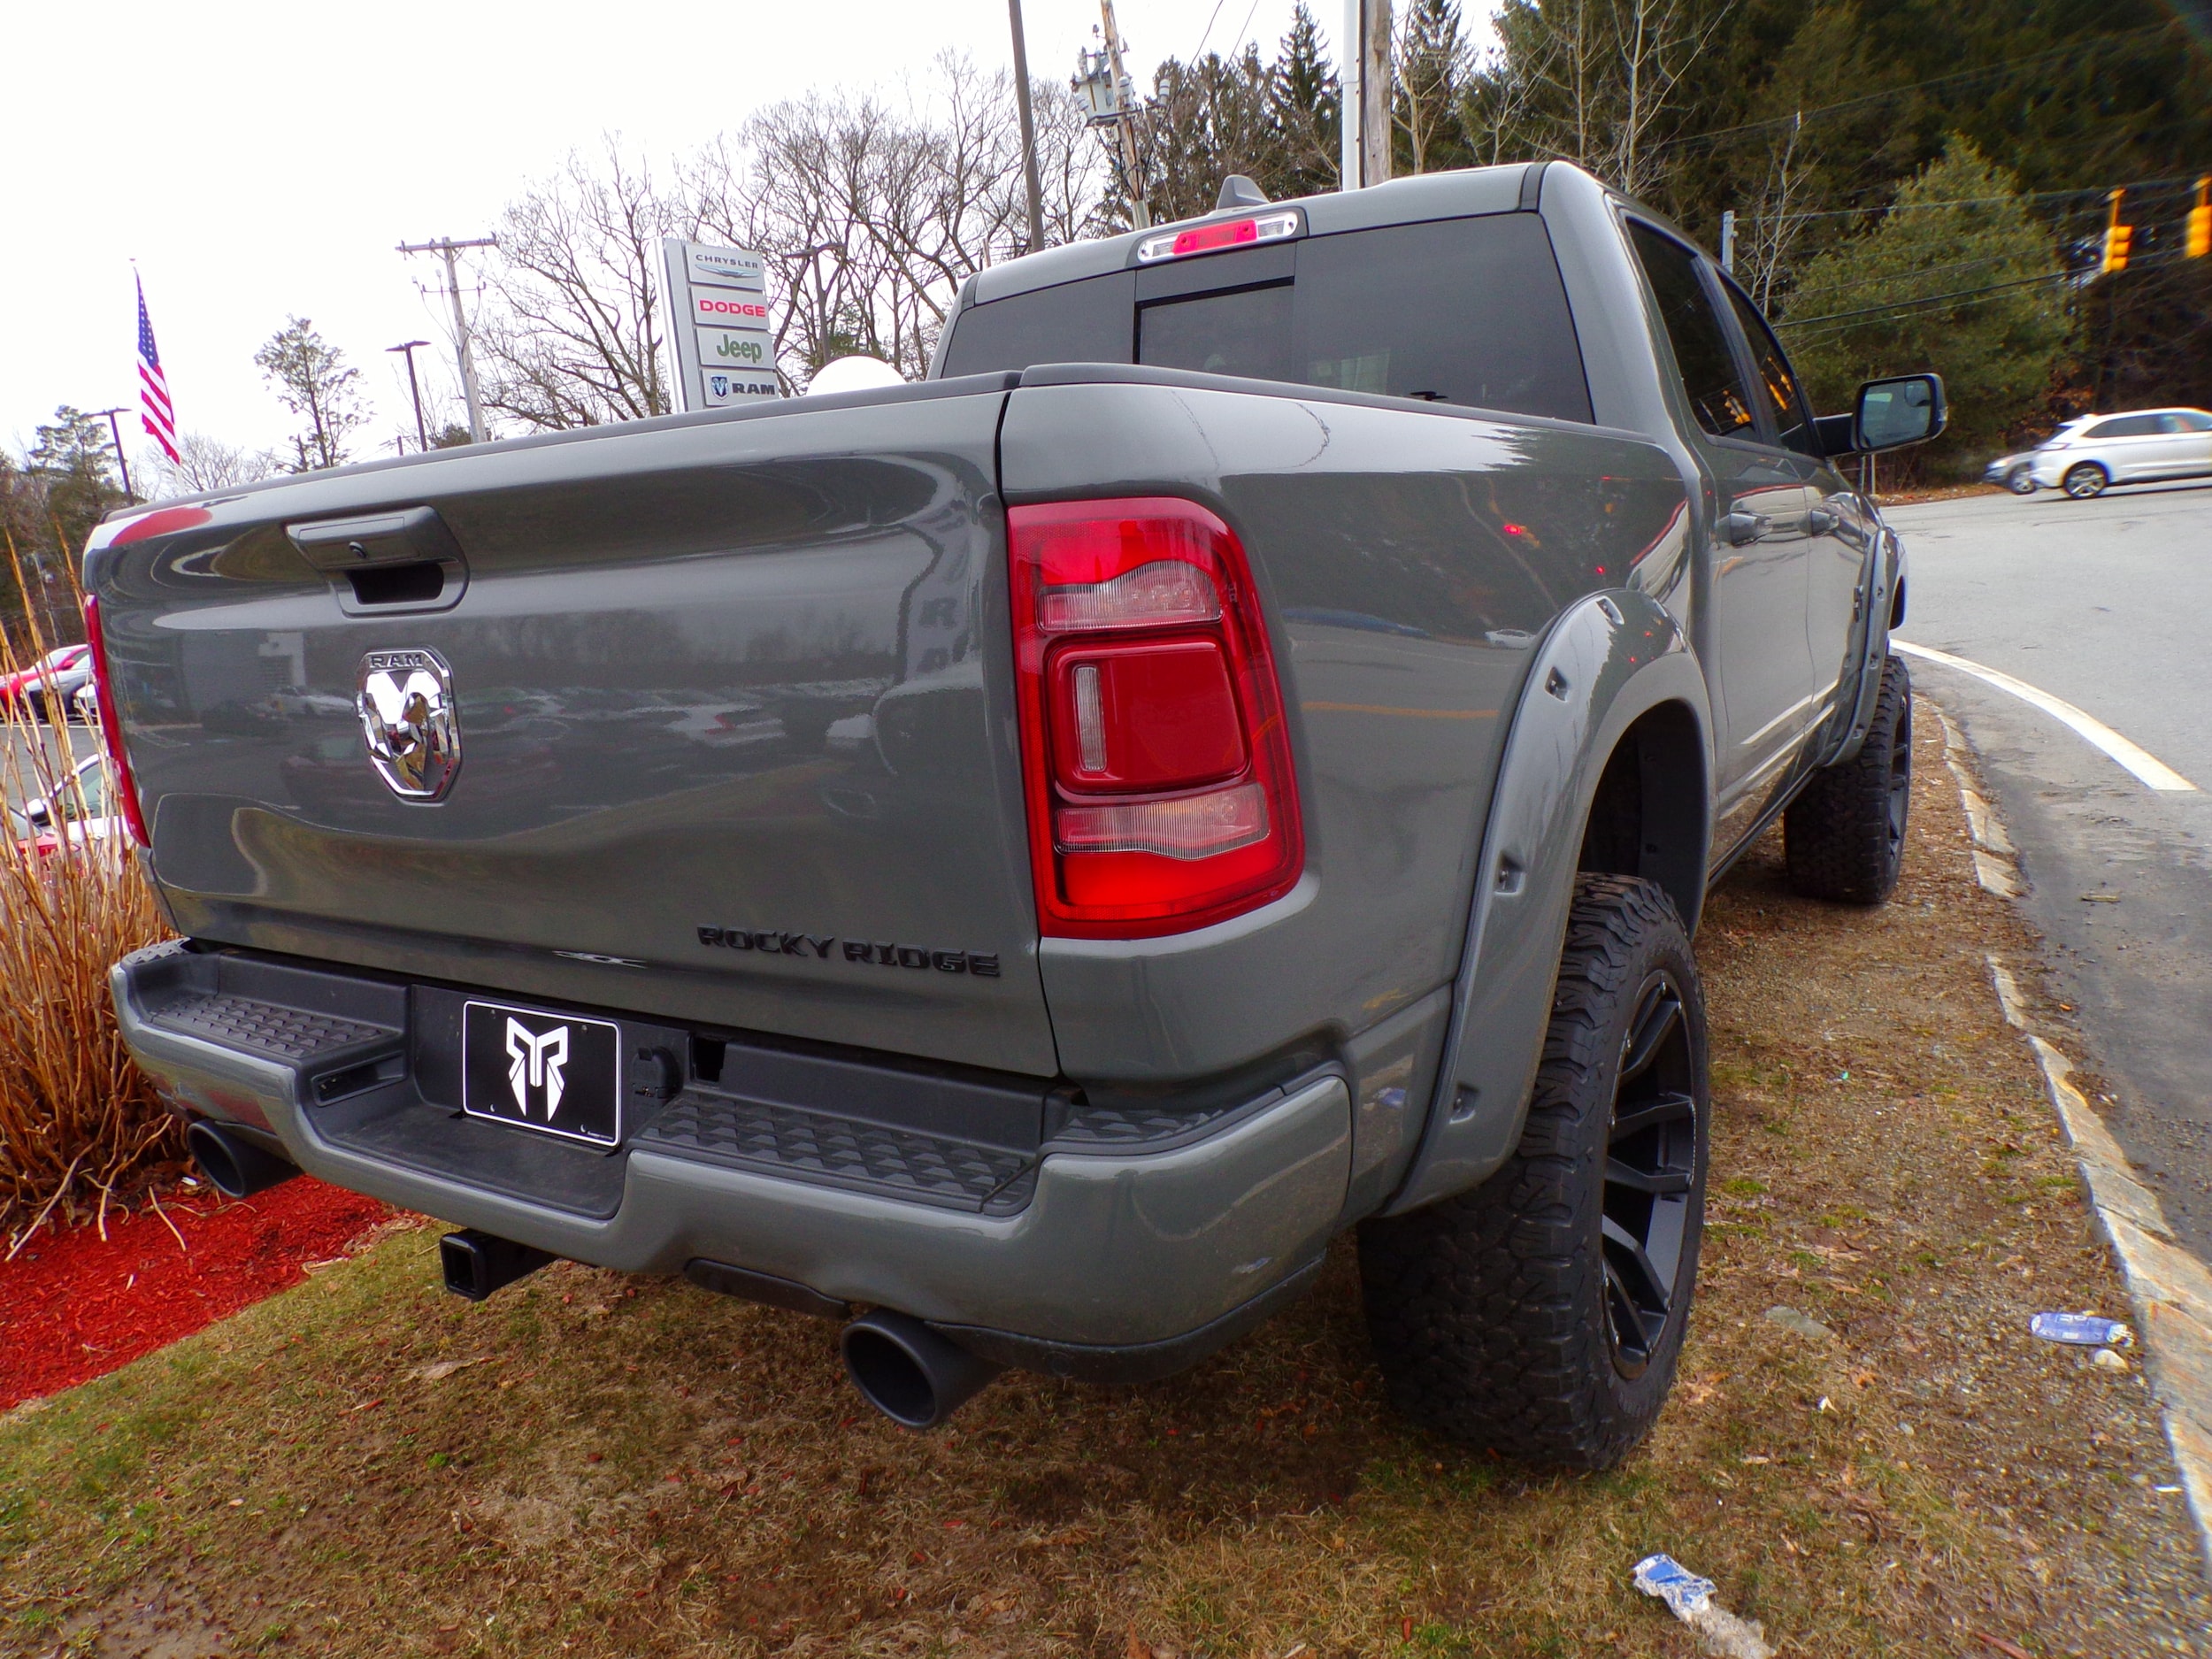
left=2189, top=176, right=2210, bottom=259
left=2101, top=188, right=2133, bottom=274
left=2102, top=223, right=2134, bottom=273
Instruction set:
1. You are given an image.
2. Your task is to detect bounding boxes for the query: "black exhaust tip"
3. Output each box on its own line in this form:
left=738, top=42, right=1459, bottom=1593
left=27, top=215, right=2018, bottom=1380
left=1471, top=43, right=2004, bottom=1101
left=439, top=1229, right=554, bottom=1302
left=841, top=1310, right=1003, bottom=1430
left=186, top=1120, right=300, bottom=1199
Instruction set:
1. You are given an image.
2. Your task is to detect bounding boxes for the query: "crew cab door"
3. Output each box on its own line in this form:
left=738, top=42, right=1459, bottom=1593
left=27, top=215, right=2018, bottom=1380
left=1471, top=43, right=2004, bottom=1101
left=1720, top=278, right=1870, bottom=727
left=1626, top=222, right=1820, bottom=810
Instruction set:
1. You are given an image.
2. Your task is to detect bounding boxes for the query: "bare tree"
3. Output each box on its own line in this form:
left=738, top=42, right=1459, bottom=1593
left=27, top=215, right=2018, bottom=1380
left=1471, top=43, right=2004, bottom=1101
left=150, top=432, right=278, bottom=496
left=479, top=139, right=676, bottom=430
left=1490, top=0, right=1737, bottom=198
left=1739, top=111, right=1807, bottom=311
left=688, top=55, right=1105, bottom=388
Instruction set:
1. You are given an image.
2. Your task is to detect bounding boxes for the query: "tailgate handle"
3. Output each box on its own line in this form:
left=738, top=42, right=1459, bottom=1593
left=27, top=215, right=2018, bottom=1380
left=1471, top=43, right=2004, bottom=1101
left=287, top=506, right=468, bottom=614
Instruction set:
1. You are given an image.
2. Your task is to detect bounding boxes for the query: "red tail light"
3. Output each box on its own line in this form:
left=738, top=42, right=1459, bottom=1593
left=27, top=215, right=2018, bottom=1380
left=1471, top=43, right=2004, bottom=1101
left=82, top=595, right=151, bottom=848
left=1010, top=497, right=1302, bottom=938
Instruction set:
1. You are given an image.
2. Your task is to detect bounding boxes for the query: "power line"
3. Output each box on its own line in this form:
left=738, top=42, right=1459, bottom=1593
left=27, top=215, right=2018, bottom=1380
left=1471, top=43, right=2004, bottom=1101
left=1785, top=248, right=2069, bottom=305
left=1189, top=0, right=1227, bottom=62
left=1775, top=267, right=2078, bottom=331
left=1749, top=174, right=2206, bottom=226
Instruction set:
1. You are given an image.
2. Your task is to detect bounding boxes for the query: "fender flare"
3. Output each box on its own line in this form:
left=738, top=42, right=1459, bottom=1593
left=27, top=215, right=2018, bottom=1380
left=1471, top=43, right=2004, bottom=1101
left=1381, top=588, right=1712, bottom=1216
left=1815, top=520, right=1904, bottom=770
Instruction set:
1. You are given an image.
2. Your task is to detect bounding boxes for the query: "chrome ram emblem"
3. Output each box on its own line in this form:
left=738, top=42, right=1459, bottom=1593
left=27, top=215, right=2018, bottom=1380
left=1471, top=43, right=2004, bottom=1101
left=357, top=648, right=461, bottom=801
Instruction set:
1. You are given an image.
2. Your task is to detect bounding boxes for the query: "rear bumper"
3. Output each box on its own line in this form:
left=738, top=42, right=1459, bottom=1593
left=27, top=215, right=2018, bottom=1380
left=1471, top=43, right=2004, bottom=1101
left=111, top=941, right=1350, bottom=1377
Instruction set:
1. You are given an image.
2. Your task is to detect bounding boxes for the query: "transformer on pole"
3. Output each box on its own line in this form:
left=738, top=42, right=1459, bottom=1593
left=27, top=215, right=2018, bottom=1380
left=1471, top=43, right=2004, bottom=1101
left=1074, top=0, right=1149, bottom=228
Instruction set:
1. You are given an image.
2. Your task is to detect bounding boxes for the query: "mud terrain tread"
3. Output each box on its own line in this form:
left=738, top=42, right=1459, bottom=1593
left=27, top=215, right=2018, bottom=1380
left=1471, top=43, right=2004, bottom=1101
left=1785, top=655, right=1911, bottom=905
left=1359, top=875, right=1705, bottom=1470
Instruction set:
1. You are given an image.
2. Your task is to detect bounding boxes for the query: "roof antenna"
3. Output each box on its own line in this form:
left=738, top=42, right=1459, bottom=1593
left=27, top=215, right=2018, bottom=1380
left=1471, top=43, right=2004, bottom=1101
left=1216, top=174, right=1269, bottom=211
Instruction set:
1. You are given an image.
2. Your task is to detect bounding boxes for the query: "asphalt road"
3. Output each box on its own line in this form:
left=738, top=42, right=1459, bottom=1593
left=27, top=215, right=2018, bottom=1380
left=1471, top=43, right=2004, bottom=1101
left=1890, top=476, right=2212, bottom=1265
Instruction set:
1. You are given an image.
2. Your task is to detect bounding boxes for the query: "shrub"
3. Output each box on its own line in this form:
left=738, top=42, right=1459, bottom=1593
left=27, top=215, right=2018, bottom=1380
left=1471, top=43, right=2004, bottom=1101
left=0, top=557, right=175, bottom=1248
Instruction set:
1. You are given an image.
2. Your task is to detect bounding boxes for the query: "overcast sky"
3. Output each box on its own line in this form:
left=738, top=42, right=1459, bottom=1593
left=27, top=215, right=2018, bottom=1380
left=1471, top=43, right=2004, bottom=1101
left=3, top=0, right=1331, bottom=475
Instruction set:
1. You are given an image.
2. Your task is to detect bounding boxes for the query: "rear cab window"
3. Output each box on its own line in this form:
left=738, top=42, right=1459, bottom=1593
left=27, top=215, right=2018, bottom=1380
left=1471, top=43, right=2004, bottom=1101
left=939, top=212, right=1594, bottom=426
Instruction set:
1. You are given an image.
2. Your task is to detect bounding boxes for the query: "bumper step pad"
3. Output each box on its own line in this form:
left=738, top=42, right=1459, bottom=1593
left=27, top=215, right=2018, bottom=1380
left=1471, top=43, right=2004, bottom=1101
left=640, top=1092, right=1036, bottom=1213
left=147, top=992, right=396, bottom=1066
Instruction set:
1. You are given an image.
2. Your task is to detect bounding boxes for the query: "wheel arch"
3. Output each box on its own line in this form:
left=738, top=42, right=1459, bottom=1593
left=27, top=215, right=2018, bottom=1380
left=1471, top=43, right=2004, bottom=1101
left=1381, top=589, right=1712, bottom=1216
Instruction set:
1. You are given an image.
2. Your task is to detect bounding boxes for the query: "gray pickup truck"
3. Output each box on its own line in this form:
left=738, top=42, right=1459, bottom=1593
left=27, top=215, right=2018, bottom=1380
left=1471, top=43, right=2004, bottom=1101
left=90, top=160, right=1940, bottom=1468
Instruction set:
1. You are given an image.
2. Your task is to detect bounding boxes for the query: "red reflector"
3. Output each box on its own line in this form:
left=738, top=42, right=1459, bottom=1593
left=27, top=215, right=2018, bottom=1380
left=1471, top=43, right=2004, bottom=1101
left=1048, top=640, right=1244, bottom=791
left=82, top=594, right=151, bottom=849
left=1010, top=498, right=1302, bottom=939
left=1172, top=219, right=1259, bottom=257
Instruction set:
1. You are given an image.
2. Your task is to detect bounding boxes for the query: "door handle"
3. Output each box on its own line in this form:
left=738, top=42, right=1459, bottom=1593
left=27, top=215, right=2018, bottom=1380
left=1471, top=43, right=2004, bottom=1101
left=1720, top=511, right=1770, bottom=546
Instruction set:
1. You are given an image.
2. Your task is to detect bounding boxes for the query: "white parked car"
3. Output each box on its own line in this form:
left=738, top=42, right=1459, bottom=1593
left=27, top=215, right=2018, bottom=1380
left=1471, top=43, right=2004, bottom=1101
left=2029, top=407, right=2212, bottom=499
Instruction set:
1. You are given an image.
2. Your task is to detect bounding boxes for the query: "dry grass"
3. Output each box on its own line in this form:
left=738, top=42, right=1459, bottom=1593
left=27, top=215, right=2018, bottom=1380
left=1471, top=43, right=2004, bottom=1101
left=0, top=538, right=174, bottom=1248
left=2, top=705, right=2207, bottom=1656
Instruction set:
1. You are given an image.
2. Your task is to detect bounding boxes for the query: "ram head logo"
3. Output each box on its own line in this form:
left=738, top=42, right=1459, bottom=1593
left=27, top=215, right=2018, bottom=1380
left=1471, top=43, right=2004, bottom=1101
left=357, top=649, right=461, bottom=801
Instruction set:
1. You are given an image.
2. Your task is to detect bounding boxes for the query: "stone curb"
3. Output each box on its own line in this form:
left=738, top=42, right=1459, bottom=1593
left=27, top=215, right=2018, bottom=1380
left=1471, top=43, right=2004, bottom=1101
left=1933, top=703, right=2212, bottom=1575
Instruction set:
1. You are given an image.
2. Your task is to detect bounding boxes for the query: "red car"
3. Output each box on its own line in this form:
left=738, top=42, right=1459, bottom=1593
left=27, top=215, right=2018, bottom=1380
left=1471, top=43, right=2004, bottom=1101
left=0, top=644, right=90, bottom=720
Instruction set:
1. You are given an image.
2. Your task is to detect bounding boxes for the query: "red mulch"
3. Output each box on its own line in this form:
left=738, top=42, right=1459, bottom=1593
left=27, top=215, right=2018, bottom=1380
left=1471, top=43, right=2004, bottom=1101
left=0, top=1178, right=393, bottom=1413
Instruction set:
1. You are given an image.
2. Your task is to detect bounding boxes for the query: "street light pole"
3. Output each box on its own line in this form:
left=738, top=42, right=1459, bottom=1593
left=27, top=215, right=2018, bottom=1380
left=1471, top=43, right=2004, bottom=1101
left=1008, top=0, right=1048, bottom=253
left=397, top=236, right=497, bottom=443
left=387, top=340, right=432, bottom=452
left=90, top=407, right=135, bottom=501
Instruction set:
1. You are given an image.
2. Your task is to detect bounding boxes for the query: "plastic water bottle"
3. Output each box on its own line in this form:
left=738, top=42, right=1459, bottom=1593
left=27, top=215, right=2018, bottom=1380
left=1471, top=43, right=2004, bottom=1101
left=2031, top=1311, right=2132, bottom=1347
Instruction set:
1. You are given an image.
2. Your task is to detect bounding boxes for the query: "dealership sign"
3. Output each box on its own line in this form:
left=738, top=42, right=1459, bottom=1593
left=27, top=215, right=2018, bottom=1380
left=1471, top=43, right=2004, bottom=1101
left=660, top=238, right=777, bottom=411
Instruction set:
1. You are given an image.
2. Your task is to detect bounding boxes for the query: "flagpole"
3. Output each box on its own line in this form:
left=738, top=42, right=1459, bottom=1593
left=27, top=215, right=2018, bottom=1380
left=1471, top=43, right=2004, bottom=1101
left=92, top=407, right=136, bottom=502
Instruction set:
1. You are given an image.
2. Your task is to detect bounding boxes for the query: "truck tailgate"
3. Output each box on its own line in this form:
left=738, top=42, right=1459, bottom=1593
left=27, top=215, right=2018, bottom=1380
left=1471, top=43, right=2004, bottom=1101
left=89, top=382, right=1056, bottom=1076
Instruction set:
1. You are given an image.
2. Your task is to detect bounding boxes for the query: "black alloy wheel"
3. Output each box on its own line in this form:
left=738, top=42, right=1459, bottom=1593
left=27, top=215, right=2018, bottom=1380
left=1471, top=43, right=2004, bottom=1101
left=2062, top=463, right=2108, bottom=500
left=1358, top=874, right=1710, bottom=1470
left=1601, top=973, right=1700, bottom=1379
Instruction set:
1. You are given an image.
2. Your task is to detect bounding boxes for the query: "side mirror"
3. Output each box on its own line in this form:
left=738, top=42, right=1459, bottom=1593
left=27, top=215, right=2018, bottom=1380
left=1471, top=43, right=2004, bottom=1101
left=1854, top=373, right=1947, bottom=452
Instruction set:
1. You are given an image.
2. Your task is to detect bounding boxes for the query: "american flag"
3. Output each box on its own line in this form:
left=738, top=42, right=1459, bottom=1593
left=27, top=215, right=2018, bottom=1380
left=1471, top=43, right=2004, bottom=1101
left=136, top=273, right=180, bottom=465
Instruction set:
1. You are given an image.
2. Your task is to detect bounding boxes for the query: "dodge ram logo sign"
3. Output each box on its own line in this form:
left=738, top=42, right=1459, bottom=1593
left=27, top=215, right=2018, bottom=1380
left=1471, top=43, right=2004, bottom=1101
left=357, top=648, right=461, bottom=801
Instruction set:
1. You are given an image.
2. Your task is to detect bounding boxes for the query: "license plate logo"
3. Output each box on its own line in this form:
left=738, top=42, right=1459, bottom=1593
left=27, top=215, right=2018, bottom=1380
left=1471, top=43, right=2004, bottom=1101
left=462, top=1002, right=621, bottom=1146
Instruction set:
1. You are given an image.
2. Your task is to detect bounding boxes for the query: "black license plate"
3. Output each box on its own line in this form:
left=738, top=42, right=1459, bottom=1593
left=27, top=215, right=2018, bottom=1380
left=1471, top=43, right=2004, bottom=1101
left=461, top=1000, right=622, bottom=1147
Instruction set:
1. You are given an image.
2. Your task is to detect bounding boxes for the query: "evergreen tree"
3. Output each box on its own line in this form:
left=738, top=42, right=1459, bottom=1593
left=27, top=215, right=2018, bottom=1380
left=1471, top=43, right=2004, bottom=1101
left=1268, top=4, right=1341, bottom=196
left=255, top=318, right=368, bottom=473
left=1779, top=139, right=2070, bottom=465
left=1146, top=45, right=1282, bottom=222
left=26, top=407, right=123, bottom=572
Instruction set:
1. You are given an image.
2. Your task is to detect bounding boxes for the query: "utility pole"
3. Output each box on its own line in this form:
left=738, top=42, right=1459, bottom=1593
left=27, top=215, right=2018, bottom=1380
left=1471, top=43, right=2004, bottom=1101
left=387, top=340, right=432, bottom=452
left=91, top=407, right=135, bottom=501
left=1340, top=0, right=1393, bottom=190
left=1097, top=1, right=1148, bottom=228
left=1007, top=0, right=1048, bottom=252
left=1719, top=210, right=1736, bottom=274
left=397, top=235, right=496, bottom=443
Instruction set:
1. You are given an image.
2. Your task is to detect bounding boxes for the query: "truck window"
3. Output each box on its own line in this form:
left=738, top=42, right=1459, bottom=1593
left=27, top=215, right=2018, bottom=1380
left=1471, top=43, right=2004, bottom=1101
left=941, top=212, right=1593, bottom=424
left=1139, top=281, right=1296, bottom=382
left=1627, top=222, right=1755, bottom=441
left=940, top=271, right=1135, bottom=374
left=1723, top=282, right=1819, bottom=457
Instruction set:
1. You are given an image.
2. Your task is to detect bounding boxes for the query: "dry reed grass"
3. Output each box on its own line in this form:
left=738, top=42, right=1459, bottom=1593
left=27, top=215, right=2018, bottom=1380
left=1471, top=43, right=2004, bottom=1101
left=0, top=532, right=174, bottom=1248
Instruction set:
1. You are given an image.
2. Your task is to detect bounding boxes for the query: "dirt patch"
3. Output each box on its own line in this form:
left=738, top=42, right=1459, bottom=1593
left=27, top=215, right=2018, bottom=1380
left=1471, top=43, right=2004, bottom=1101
left=1, top=706, right=2205, bottom=1656
left=0, top=1176, right=391, bottom=1411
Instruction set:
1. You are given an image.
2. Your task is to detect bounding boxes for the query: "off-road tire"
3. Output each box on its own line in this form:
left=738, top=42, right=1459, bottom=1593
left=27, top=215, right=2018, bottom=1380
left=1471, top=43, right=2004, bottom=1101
left=1785, top=654, right=1911, bottom=905
left=1359, top=875, right=1709, bottom=1470
left=2062, top=462, right=2108, bottom=499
